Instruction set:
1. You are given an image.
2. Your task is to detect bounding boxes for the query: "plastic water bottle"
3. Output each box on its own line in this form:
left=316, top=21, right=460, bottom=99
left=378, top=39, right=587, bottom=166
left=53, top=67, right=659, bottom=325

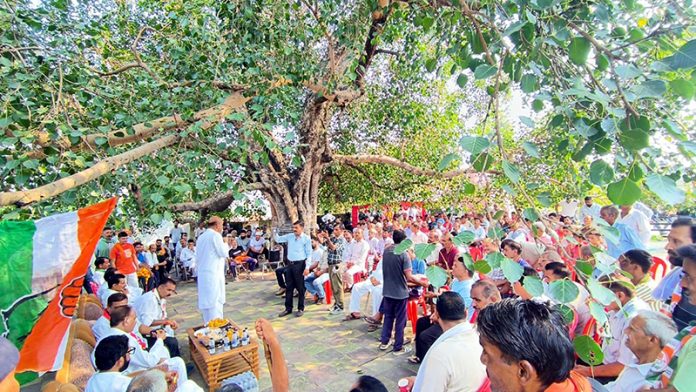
left=231, top=331, right=239, bottom=348
left=398, top=378, right=409, bottom=392
left=208, top=338, right=216, bottom=355
left=223, top=336, right=230, bottom=352
left=242, top=328, right=249, bottom=346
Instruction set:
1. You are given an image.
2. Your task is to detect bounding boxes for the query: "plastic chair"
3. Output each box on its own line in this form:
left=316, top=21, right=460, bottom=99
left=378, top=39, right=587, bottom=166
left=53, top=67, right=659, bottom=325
left=650, top=256, right=668, bottom=279
left=324, top=280, right=332, bottom=305
left=407, top=292, right=429, bottom=334
left=582, top=318, right=602, bottom=345
left=568, top=308, right=579, bottom=339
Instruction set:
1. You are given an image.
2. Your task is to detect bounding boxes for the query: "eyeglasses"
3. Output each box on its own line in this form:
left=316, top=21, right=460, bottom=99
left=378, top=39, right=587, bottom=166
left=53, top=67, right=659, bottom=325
left=126, top=347, right=136, bottom=355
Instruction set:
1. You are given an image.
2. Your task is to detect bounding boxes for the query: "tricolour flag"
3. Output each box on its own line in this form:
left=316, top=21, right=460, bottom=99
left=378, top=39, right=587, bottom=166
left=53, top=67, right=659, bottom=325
left=0, top=197, right=117, bottom=376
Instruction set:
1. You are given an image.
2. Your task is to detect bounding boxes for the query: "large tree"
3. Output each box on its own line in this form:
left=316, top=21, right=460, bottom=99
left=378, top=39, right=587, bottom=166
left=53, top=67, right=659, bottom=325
left=1, top=0, right=694, bottom=228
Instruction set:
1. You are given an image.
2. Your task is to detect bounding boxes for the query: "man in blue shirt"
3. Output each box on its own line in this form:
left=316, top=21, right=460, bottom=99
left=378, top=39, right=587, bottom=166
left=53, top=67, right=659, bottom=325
left=274, top=221, right=312, bottom=317
left=599, top=205, right=644, bottom=258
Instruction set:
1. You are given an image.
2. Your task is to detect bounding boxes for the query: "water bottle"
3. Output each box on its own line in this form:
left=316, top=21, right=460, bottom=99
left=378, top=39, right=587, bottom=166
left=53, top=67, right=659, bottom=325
left=208, top=337, right=216, bottom=355
left=231, top=331, right=239, bottom=348
left=223, top=336, right=230, bottom=352
left=242, top=328, right=249, bottom=346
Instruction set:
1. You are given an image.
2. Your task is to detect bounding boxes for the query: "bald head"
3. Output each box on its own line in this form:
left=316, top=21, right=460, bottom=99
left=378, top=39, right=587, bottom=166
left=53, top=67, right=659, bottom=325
left=207, top=216, right=224, bottom=232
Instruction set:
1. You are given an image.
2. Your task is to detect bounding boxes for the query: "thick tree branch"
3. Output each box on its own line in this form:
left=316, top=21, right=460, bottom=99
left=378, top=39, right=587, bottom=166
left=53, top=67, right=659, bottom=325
left=0, top=135, right=179, bottom=207
left=332, top=154, right=494, bottom=179
left=170, top=183, right=266, bottom=213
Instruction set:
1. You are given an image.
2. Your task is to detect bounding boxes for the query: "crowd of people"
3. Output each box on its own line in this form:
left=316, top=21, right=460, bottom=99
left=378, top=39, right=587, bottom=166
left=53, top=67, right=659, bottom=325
left=5, top=196, right=694, bottom=392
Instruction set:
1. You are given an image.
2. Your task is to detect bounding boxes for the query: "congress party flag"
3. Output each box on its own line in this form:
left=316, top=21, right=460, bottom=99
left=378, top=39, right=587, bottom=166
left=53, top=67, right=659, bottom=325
left=0, top=197, right=117, bottom=376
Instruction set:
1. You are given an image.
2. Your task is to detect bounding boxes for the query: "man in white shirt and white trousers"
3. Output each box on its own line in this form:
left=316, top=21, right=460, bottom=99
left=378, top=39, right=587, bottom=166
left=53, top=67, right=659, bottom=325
left=195, top=216, right=229, bottom=323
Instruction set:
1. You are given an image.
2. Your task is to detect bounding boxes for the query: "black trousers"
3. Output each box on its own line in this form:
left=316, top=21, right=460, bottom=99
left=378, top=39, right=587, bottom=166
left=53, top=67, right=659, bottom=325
left=276, top=266, right=289, bottom=288
left=284, top=260, right=306, bottom=311
left=415, top=316, right=443, bottom=359
left=146, top=335, right=181, bottom=358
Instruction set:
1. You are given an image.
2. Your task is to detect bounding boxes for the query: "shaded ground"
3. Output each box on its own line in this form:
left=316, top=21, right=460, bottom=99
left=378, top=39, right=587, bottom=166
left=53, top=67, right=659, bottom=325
left=169, top=272, right=418, bottom=392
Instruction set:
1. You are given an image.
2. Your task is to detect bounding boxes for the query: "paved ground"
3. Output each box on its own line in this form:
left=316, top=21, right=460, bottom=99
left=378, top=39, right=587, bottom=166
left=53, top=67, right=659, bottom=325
left=168, top=272, right=418, bottom=392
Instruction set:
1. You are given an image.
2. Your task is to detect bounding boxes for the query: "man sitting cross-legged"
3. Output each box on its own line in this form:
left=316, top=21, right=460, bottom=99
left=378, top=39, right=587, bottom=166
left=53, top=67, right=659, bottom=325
left=403, top=292, right=486, bottom=392
left=101, top=305, right=189, bottom=390
left=86, top=335, right=133, bottom=392
left=93, top=293, right=153, bottom=341
left=134, top=278, right=181, bottom=358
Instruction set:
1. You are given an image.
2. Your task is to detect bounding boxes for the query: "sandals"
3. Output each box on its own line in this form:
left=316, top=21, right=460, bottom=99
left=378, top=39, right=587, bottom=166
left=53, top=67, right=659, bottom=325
left=363, top=316, right=382, bottom=325
left=342, top=313, right=361, bottom=321
left=407, top=355, right=421, bottom=364
left=367, top=324, right=379, bottom=332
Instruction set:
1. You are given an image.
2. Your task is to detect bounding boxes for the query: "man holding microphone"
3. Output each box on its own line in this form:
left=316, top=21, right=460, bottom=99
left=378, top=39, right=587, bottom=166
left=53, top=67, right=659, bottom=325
left=274, top=221, right=312, bottom=317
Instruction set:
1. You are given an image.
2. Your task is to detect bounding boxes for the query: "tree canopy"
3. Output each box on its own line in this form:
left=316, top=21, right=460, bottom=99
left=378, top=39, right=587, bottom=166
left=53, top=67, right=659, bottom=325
left=1, top=0, right=695, bottom=226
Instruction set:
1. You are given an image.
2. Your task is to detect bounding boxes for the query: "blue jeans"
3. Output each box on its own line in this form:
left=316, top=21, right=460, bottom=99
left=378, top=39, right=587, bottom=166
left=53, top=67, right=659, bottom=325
left=304, top=273, right=325, bottom=299
left=380, top=297, right=408, bottom=350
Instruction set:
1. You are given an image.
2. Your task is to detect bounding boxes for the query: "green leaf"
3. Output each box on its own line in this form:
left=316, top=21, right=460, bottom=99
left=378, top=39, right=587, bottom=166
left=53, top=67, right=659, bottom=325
left=615, top=64, right=641, bottom=79
left=488, top=226, right=506, bottom=241
left=150, top=193, right=164, bottom=203
left=452, top=230, right=476, bottom=246
left=523, top=276, right=544, bottom=297
left=502, top=184, right=517, bottom=196
left=394, top=239, right=413, bottom=255
left=520, top=74, right=538, bottom=93
left=522, top=207, right=540, bottom=223
left=568, top=37, right=591, bottom=65
left=425, top=265, right=449, bottom=289
left=493, top=210, right=505, bottom=220
left=456, top=73, right=469, bottom=88
left=587, top=278, right=618, bottom=306
left=519, top=116, right=535, bottom=128
left=558, top=303, right=575, bottom=325
left=574, top=335, right=604, bottom=366
left=679, top=141, right=696, bottom=156
left=619, top=128, right=650, bottom=151
left=628, top=164, right=645, bottom=181
left=501, top=258, right=524, bottom=282
left=537, top=192, right=553, bottom=207
left=473, top=260, right=492, bottom=274
left=548, top=279, right=579, bottom=303
left=471, top=152, right=494, bottom=172
left=588, top=301, right=608, bottom=326
left=414, top=243, right=437, bottom=260
left=589, top=159, right=615, bottom=186
left=462, top=182, right=476, bottom=195
left=149, top=213, right=163, bottom=225
left=485, top=252, right=505, bottom=269
left=607, top=178, right=642, bottom=205
left=670, top=79, right=695, bottom=100
left=438, top=153, right=459, bottom=171
left=645, top=174, right=686, bottom=205
left=502, top=160, right=521, bottom=183
left=596, top=222, right=620, bottom=245
left=632, top=80, right=666, bottom=99
left=425, top=58, right=437, bottom=72
left=576, top=260, right=594, bottom=276
left=474, top=64, right=498, bottom=80
left=460, top=136, right=490, bottom=154
left=522, top=141, right=540, bottom=158
left=461, top=253, right=475, bottom=271
left=663, top=39, right=696, bottom=70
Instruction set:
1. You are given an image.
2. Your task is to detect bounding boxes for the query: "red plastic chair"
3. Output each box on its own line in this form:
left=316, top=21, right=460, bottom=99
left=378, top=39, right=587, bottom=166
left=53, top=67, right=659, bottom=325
left=568, top=308, right=579, bottom=339
left=407, top=292, right=429, bottom=334
left=582, top=318, right=602, bottom=345
left=324, top=280, right=332, bottom=305
left=476, top=378, right=491, bottom=392
left=650, top=256, right=668, bottom=279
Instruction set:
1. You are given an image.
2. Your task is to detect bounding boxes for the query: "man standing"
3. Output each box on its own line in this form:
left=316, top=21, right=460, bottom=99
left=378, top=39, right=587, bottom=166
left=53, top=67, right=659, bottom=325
left=600, top=205, right=645, bottom=258
left=380, top=230, right=428, bottom=355
left=579, top=196, right=602, bottom=221
left=134, top=278, right=181, bottom=357
left=619, top=204, right=652, bottom=246
left=327, top=225, right=347, bottom=315
left=110, top=231, right=140, bottom=288
left=195, top=216, right=229, bottom=323
left=169, top=220, right=183, bottom=244
left=436, top=231, right=459, bottom=270
left=95, top=226, right=116, bottom=258
left=274, top=221, right=312, bottom=317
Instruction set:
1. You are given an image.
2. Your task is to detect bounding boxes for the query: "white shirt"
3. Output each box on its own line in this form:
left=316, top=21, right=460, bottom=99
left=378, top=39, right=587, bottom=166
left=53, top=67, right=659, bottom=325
left=134, top=290, right=174, bottom=336
left=579, top=203, right=602, bottom=221
left=473, top=226, right=486, bottom=240
left=248, top=236, right=266, bottom=252
left=426, top=243, right=443, bottom=266
left=143, top=252, right=157, bottom=268
left=619, top=209, right=651, bottom=246
left=309, top=247, right=325, bottom=272
left=412, top=322, right=487, bottom=392
left=93, top=315, right=144, bottom=341
left=604, top=299, right=650, bottom=365
left=180, top=247, right=196, bottom=268
left=559, top=199, right=578, bottom=218
left=102, top=327, right=169, bottom=373
left=85, top=371, right=131, bottom=392
left=343, top=239, right=370, bottom=267
left=605, top=362, right=652, bottom=392
left=409, top=230, right=428, bottom=245
left=195, top=229, right=229, bottom=310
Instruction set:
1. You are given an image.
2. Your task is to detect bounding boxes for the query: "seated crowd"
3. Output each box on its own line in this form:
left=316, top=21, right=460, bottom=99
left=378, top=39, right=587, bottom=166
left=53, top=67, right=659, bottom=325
left=7, top=199, right=695, bottom=392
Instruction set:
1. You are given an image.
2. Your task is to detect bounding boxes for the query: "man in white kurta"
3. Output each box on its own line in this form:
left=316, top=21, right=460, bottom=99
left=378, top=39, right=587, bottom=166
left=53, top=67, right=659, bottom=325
left=342, top=229, right=370, bottom=289
left=347, top=259, right=383, bottom=318
left=195, top=216, right=229, bottom=323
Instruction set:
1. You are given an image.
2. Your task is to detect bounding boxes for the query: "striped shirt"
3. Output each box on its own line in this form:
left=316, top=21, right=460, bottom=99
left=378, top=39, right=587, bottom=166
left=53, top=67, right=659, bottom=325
left=634, top=276, right=660, bottom=311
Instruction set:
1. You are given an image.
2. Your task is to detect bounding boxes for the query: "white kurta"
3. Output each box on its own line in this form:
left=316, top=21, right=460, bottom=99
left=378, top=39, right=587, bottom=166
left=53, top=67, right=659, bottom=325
left=195, top=229, right=228, bottom=316
left=85, top=371, right=131, bottom=392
